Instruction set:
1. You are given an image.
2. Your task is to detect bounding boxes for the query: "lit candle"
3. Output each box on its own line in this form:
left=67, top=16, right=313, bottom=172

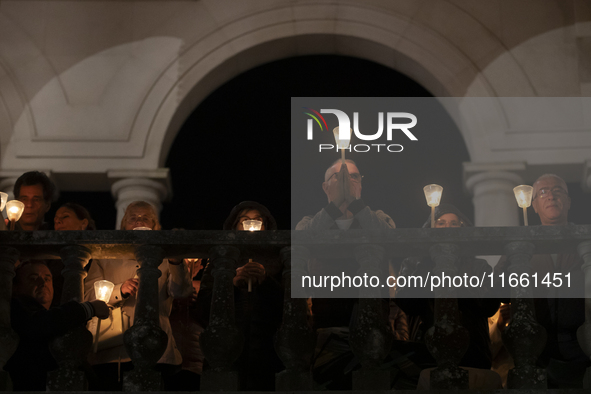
left=5, top=200, right=24, bottom=231
left=93, top=280, right=114, bottom=353
left=333, top=126, right=352, bottom=164
left=242, top=220, right=263, bottom=291
left=513, top=185, right=533, bottom=226
left=423, top=184, right=443, bottom=228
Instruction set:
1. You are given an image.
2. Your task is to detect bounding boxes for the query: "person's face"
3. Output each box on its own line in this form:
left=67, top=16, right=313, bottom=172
left=434, top=213, right=462, bottom=228
left=17, top=184, right=50, bottom=228
left=14, top=264, right=53, bottom=309
left=123, top=206, right=156, bottom=230
left=236, top=209, right=266, bottom=231
left=532, top=177, right=570, bottom=225
left=322, top=162, right=362, bottom=201
left=54, top=207, right=88, bottom=231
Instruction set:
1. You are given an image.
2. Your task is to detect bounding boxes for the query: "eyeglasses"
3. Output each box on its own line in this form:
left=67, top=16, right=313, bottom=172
left=326, top=172, right=364, bottom=183
left=125, top=214, right=154, bottom=223
left=534, top=187, right=568, bottom=201
left=239, top=216, right=263, bottom=223
left=434, top=219, right=463, bottom=228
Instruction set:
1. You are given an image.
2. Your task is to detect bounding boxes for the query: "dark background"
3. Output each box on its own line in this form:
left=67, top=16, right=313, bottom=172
left=48, top=55, right=591, bottom=230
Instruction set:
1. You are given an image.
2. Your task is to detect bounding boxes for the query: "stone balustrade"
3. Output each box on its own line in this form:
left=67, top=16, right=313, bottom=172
left=0, top=226, right=590, bottom=391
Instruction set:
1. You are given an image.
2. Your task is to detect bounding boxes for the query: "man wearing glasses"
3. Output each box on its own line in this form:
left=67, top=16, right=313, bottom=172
left=296, top=159, right=395, bottom=231
left=295, top=159, right=395, bottom=390
left=495, top=174, right=587, bottom=388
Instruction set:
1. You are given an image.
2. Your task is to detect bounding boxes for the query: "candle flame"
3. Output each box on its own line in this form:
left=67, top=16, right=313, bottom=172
left=9, top=206, right=18, bottom=213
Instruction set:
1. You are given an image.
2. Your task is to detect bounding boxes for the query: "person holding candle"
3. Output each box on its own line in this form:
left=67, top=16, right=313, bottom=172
left=296, top=159, right=395, bottom=390
left=395, top=203, right=500, bottom=375
left=197, top=201, right=284, bottom=390
left=83, top=201, right=192, bottom=391
left=494, top=174, right=587, bottom=388
left=10, top=171, right=55, bottom=231
left=6, top=261, right=109, bottom=391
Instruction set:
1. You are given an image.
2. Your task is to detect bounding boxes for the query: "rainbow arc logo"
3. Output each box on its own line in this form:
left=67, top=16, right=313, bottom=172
left=303, top=107, right=328, bottom=132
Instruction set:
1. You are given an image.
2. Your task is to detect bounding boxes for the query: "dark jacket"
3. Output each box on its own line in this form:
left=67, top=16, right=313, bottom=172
left=6, top=295, right=89, bottom=391
left=197, top=201, right=284, bottom=390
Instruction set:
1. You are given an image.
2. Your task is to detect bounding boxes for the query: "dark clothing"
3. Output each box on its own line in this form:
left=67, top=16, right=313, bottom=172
left=197, top=258, right=284, bottom=390
left=395, top=203, right=499, bottom=369
left=396, top=255, right=499, bottom=369
left=494, top=251, right=588, bottom=387
left=197, top=201, right=284, bottom=390
left=6, top=295, right=88, bottom=391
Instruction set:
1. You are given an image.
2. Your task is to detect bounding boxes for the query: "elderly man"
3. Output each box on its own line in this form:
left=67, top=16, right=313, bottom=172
left=296, top=159, right=395, bottom=231
left=6, top=261, right=109, bottom=391
left=495, top=174, right=587, bottom=388
left=296, top=159, right=395, bottom=389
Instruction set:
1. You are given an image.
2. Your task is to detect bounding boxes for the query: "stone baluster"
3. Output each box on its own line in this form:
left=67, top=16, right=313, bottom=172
left=47, top=245, right=93, bottom=390
left=425, top=243, right=469, bottom=389
left=349, top=244, right=392, bottom=390
left=503, top=241, right=547, bottom=389
left=274, top=246, right=315, bottom=390
left=577, top=240, right=591, bottom=388
left=122, top=245, right=168, bottom=391
left=0, top=248, right=19, bottom=390
left=200, top=246, right=244, bottom=391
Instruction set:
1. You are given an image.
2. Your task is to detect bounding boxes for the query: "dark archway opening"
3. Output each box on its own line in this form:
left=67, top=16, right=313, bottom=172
left=161, top=54, right=472, bottom=230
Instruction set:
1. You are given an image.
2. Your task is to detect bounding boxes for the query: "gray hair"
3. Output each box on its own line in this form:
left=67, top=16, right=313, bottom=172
left=532, top=173, right=568, bottom=198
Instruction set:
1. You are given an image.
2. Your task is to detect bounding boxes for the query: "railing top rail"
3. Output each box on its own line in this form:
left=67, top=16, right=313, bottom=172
left=0, top=225, right=589, bottom=259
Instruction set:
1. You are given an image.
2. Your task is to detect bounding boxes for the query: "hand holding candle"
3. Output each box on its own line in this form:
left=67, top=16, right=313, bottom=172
left=93, top=280, right=114, bottom=353
left=513, top=185, right=533, bottom=226
left=242, top=219, right=263, bottom=291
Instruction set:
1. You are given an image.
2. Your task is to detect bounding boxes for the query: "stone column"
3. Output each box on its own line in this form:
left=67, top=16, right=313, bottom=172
left=425, top=243, right=469, bottom=389
left=200, top=246, right=244, bottom=391
left=465, top=169, right=523, bottom=227
left=0, top=178, right=17, bottom=201
left=274, top=246, right=315, bottom=391
left=0, top=248, right=19, bottom=390
left=123, top=245, right=168, bottom=391
left=349, top=244, right=392, bottom=390
left=464, top=163, right=525, bottom=266
left=503, top=241, right=547, bottom=389
left=47, top=245, right=93, bottom=391
left=576, top=240, right=591, bottom=388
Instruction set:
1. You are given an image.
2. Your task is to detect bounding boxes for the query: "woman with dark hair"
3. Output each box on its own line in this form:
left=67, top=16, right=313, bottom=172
left=197, top=201, right=284, bottom=391
left=54, top=202, right=96, bottom=231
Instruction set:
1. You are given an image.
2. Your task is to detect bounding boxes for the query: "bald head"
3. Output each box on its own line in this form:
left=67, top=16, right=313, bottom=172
left=532, top=174, right=570, bottom=226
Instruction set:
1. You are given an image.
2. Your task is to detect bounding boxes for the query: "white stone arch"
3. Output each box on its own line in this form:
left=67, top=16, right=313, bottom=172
left=134, top=3, right=534, bottom=168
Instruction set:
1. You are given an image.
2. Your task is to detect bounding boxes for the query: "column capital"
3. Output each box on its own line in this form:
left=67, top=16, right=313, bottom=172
left=108, top=168, right=171, bottom=202
left=463, top=162, right=526, bottom=195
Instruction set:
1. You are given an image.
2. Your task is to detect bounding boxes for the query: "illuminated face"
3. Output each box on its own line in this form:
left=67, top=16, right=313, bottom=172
left=17, top=184, right=50, bottom=229
left=532, top=177, right=570, bottom=225
left=123, top=206, right=156, bottom=230
left=434, top=213, right=462, bottom=228
left=236, top=209, right=265, bottom=231
left=322, top=162, right=362, bottom=201
left=54, top=207, right=88, bottom=231
left=14, top=263, right=53, bottom=309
